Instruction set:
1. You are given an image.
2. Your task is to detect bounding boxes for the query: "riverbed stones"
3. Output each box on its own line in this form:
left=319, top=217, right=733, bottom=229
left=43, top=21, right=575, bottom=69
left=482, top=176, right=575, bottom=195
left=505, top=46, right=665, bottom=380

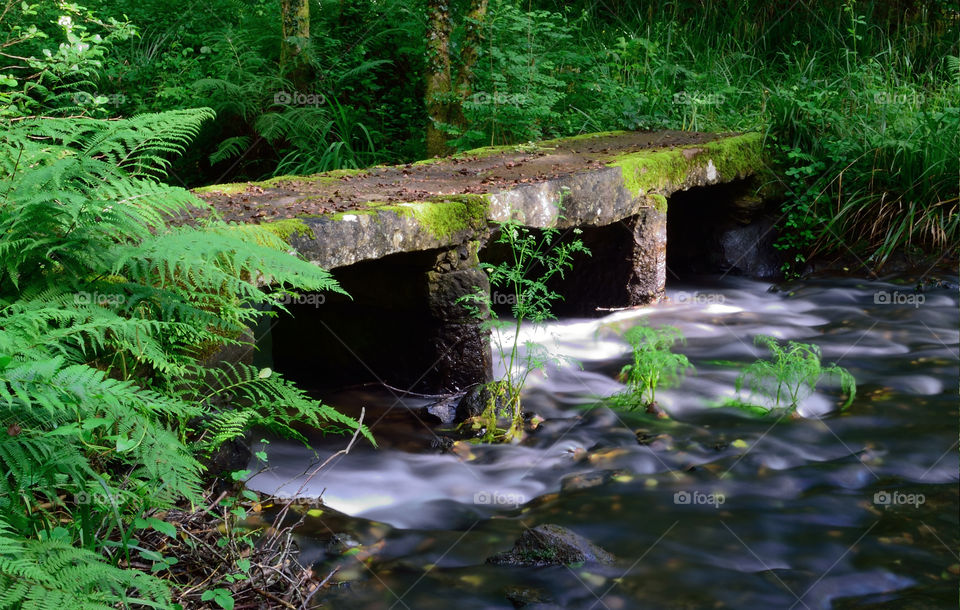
left=505, top=586, right=555, bottom=608
left=486, top=524, right=615, bottom=567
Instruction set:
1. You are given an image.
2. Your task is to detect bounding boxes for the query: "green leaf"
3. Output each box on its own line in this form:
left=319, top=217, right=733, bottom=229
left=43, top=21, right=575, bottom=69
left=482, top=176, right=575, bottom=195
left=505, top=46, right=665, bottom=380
left=147, top=517, right=176, bottom=537
left=115, top=435, right=138, bottom=452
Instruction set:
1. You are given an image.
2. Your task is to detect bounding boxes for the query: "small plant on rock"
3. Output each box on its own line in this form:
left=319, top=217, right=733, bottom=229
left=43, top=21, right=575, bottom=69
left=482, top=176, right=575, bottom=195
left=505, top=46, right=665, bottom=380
left=459, top=214, right=589, bottom=442
left=731, top=335, right=856, bottom=414
left=612, top=322, right=694, bottom=413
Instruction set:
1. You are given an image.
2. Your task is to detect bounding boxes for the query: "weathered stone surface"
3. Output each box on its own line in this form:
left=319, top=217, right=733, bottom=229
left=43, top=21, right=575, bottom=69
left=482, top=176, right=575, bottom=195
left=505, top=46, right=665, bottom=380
left=425, top=242, right=492, bottom=392
left=627, top=208, right=668, bottom=304
left=428, top=321, right=492, bottom=392
left=486, top=524, right=615, bottom=567
left=197, top=132, right=764, bottom=271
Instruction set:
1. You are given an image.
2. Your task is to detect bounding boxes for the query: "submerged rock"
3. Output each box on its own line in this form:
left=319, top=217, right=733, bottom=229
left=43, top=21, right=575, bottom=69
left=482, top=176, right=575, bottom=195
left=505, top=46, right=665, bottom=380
left=560, top=469, right=630, bottom=492
left=421, top=391, right=465, bottom=425
left=486, top=524, right=615, bottom=567
left=505, top=585, right=555, bottom=608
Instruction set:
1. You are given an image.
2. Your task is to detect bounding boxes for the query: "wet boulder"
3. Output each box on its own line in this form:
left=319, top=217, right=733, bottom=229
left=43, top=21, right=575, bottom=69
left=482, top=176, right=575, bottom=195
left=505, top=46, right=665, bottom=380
left=715, top=215, right=784, bottom=279
left=455, top=382, right=511, bottom=424
left=421, top=391, right=465, bottom=425
left=487, top=524, right=614, bottom=567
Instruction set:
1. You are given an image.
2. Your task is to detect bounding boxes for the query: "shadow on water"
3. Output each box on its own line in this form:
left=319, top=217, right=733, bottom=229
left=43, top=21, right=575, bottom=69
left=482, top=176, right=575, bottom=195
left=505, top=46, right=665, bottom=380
left=246, top=274, right=959, bottom=609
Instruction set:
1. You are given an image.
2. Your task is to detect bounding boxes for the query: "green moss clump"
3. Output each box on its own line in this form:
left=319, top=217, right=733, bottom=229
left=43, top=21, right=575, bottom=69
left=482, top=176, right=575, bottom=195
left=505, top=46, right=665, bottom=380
left=609, top=132, right=763, bottom=198
left=263, top=218, right=313, bottom=241
left=401, top=194, right=490, bottom=240
left=322, top=195, right=489, bottom=240
left=192, top=182, right=251, bottom=196
left=609, top=148, right=690, bottom=197
left=700, top=132, right=764, bottom=180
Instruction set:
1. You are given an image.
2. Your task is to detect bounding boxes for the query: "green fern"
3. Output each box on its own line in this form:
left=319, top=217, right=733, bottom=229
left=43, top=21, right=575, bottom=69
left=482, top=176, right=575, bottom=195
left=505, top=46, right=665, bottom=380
left=731, top=335, right=857, bottom=414
left=0, top=519, right=170, bottom=609
left=947, top=55, right=960, bottom=87
left=194, top=363, right=375, bottom=451
left=0, top=108, right=366, bottom=605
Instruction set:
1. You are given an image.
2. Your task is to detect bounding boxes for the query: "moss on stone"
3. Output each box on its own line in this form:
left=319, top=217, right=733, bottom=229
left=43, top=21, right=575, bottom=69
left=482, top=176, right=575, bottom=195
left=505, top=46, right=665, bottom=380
left=322, top=194, right=489, bottom=240
left=649, top=194, right=668, bottom=214
left=263, top=218, right=313, bottom=241
left=700, top=132, right=764, bottom=181
left=609, top=132, right=763, bottom=198
left=192, top=182, right=251, bottom=196
left=393, top=194, right=490, bottom=240
left=327, top=207, right=381, bottom=221
left=611, top=148, right=689, bottom=197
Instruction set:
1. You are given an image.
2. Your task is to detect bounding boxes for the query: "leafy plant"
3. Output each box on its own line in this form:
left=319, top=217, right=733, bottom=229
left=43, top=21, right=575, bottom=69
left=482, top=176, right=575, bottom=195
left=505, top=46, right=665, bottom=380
left=449, top=1, right=574, bottom=149
left=731, top=335, right=856, bottom=414
left=0, top=2, right=137, bottom=118
left=459, top=214, right=589, bottom=442
left=0, top=108, right=370, bottom=605
left=612, top=322, right=694, bottom=410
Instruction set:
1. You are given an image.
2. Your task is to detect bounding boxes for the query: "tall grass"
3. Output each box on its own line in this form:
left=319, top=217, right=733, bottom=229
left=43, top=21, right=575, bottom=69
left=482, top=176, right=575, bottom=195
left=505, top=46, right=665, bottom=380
left=549, top=0, right=959, bottom=269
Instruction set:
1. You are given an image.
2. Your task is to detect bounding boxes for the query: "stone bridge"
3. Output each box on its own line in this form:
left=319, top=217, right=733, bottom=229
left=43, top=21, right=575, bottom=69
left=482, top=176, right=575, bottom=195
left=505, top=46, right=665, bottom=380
left=194, top=130, right=766, bottom=393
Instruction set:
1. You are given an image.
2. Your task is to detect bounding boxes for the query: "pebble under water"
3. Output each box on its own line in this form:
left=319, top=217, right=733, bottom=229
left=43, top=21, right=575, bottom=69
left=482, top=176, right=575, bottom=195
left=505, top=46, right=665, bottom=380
left=246, top=275, right=959, bottom=609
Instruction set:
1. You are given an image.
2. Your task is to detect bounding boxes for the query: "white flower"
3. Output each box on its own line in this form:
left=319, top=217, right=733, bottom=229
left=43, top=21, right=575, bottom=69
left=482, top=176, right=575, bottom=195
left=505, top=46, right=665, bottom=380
left=57, top=16, right=72, bottom=28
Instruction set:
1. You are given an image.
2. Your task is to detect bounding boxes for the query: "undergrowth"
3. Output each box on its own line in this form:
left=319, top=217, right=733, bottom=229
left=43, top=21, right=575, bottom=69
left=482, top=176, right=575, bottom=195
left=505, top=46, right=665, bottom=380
left=0, top=108, right=370, bottom=606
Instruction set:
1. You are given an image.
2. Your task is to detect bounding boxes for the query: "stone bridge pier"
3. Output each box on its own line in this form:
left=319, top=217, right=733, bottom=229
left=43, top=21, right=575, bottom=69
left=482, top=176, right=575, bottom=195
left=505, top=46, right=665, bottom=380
left=197, top=131, right=765, bottom=393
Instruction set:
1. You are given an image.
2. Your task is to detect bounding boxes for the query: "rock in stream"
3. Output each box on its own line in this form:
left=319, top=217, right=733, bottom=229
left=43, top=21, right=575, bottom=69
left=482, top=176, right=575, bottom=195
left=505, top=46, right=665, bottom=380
left=487, top=524, right=615, bottom=567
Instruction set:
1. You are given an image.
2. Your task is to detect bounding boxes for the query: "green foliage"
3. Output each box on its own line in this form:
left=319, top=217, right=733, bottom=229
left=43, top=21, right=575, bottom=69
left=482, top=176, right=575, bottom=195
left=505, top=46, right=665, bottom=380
left=731, top=335, right=856, bottom=414
left=449, top=1, right=574, bottom=149
left=612, top=323, right=694, bottom=409
left=767, top=50, right=960, bottom=272
left=192, top=30, right=382, bottom=177
left=0, top=518, right=170, bottom=609
left=459, top=211, right=589, bottom=442
left=0, top=2, right=137, bottom=118
left=8, top=0, right=953, bottom=270
left=0, top=108, right=368, bottom=605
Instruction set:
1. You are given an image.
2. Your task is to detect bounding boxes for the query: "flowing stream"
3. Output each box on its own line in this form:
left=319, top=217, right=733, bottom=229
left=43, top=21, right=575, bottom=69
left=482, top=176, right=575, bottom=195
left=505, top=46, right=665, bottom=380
left=247, top=275, right=959, bottom=609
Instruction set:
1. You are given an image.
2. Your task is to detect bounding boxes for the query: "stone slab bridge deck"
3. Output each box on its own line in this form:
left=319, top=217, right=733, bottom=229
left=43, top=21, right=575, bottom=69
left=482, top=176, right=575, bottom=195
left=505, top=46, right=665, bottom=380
left=194, top=130, right=764, bottom=394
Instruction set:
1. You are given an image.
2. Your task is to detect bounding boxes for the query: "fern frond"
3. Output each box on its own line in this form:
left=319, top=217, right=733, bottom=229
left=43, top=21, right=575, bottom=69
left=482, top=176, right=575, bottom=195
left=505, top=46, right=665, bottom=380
left=0, top=519, right=171, bottom=609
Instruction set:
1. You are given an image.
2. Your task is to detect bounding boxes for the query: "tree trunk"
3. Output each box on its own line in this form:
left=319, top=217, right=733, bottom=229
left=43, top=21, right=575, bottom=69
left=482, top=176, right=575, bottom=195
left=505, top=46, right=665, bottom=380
left=449, top=0, right=488, bottom=131
left=425, top=0, right=453, bottom=157
left=280, top=0, right=311, bottom=91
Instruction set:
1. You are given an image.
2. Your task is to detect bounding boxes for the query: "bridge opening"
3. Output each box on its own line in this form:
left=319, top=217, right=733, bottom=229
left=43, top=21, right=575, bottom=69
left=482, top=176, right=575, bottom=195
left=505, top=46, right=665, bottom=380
left=265, top=245, right=491, bottom=394
left=665, top=179, right=781, bottom=281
